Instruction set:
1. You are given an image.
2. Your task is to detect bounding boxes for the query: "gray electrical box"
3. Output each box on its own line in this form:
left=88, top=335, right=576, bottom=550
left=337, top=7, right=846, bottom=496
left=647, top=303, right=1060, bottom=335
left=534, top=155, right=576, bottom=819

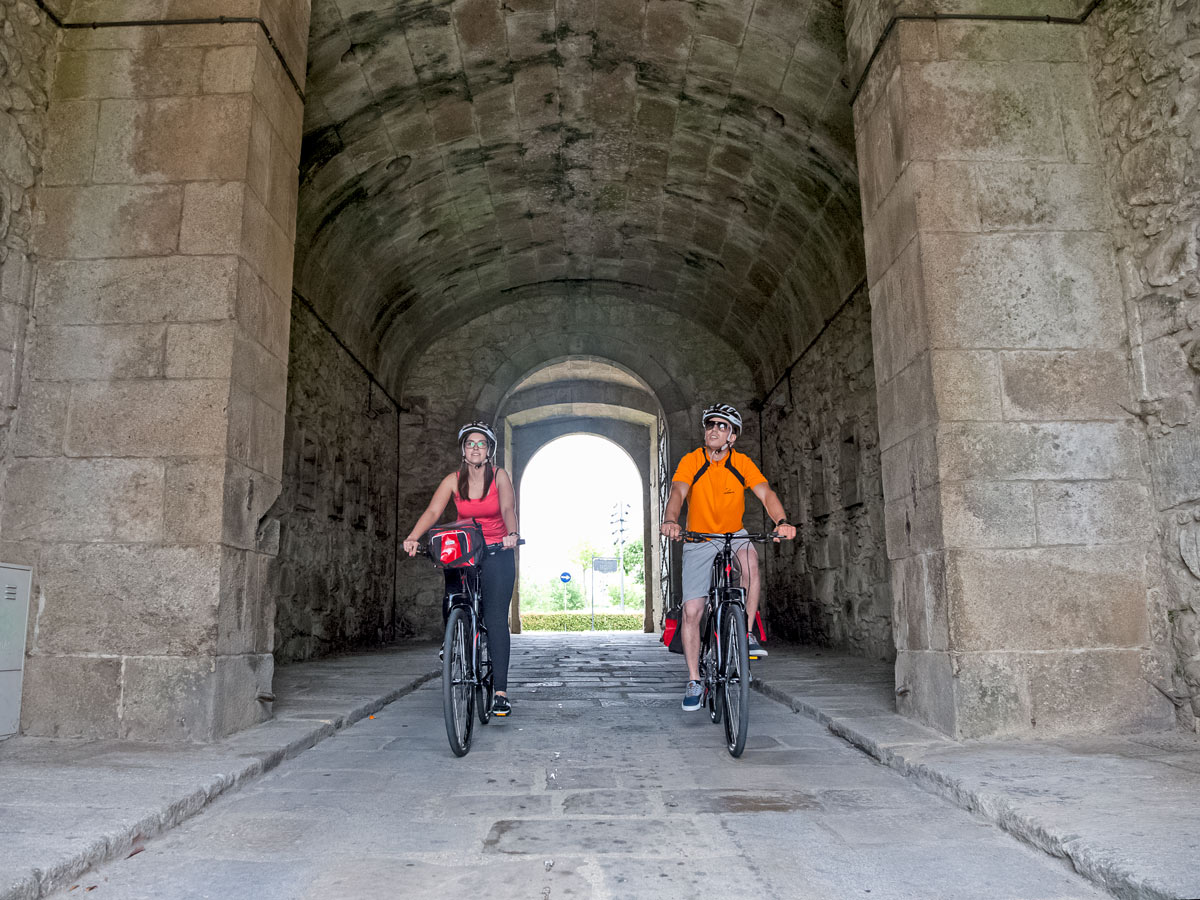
left=0, top=563, right=31, bottom=739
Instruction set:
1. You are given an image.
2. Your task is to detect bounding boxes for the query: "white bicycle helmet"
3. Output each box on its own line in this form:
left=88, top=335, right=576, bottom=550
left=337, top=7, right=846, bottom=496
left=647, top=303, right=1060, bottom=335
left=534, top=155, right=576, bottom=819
left=701, top=403, right=742, bottom=435
left=457, top=421, right=498, bottom=459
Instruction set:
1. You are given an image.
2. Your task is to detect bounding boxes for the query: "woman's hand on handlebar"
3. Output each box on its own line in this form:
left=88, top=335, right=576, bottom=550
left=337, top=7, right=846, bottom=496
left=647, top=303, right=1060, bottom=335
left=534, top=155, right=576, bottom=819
left=502, top=532, right=519, bottom=550
left=403, top=538, right=421, bottom=557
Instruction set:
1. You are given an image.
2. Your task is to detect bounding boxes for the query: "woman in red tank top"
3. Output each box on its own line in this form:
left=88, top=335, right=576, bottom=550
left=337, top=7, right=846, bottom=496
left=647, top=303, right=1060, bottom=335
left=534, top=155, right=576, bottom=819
left=403, top=422, right=520, bottom=716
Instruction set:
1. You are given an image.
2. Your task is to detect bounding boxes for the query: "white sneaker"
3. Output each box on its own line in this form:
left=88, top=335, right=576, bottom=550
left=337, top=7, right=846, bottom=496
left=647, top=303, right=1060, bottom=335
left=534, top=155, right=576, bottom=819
left=682, top=680, right=703, bottom=711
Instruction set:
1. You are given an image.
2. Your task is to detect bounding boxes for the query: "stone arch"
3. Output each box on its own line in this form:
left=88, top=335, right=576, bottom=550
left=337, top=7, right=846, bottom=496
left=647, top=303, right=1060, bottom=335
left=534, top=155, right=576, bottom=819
left=508, top=413, right=661, bottom=634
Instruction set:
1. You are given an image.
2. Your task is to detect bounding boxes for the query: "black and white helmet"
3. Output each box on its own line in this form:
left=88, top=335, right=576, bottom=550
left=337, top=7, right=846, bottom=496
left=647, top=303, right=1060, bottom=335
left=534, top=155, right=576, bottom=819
left=457, top=421, right=498, bottom=459
left=701, top=403, right=742, bottom=435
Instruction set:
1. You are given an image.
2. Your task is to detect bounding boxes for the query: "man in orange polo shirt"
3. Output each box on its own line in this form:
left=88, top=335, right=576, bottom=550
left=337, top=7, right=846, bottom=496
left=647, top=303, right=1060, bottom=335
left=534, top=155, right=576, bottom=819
left=660, top=403, right=797, bottom=711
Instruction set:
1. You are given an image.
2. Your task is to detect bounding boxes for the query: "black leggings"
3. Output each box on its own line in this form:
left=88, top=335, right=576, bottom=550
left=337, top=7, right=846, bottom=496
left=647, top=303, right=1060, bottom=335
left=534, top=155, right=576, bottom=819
left=444, top=549, right=516, bottom=692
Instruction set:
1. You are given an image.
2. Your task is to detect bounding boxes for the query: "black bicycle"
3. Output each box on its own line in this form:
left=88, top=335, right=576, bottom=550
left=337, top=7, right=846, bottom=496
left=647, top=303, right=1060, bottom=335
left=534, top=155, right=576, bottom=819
left=421, top=524, right=522, bottom=757
left=683, top=531, right=776, bottom=758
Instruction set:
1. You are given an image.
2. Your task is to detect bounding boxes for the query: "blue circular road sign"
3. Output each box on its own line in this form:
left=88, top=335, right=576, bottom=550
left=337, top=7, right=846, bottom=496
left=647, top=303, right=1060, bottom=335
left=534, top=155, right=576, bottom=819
left=560, top=572, right=571, bottom=583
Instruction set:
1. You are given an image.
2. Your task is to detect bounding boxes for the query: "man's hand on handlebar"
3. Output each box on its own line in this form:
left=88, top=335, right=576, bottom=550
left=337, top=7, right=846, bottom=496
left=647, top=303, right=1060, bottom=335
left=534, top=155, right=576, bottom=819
left=660, top=521, right=683, bottom=541
left=773, top=523, right=797, bottom=542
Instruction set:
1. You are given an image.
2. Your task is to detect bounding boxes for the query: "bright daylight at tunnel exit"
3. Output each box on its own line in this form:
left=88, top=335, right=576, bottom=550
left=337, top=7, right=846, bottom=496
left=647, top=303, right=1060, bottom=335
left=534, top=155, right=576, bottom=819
left=0, top=0, right=1198, bottom=898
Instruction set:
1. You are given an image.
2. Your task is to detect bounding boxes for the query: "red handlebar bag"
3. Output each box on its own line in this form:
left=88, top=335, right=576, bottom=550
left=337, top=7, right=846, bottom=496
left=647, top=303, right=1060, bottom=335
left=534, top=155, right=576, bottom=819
left=426, top=522, right=486, bottom=569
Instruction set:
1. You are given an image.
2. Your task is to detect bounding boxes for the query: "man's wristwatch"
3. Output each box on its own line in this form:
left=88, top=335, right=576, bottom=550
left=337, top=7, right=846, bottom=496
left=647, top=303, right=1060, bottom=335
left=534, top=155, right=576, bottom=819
left=774, top=518, right=789, bottom=528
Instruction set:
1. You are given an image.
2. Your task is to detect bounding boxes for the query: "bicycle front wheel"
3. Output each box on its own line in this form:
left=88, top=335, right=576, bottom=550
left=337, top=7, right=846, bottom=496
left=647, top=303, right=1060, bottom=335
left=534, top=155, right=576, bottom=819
left=477, top=629, right=494, bottom=725
left=721, top=604, right=751, bottom=757
left=442, top=607, right=475, bottom=756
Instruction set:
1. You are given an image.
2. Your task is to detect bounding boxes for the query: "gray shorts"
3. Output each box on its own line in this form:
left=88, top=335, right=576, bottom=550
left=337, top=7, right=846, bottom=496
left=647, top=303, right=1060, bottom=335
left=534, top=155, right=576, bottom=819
left=681, top=530, right=755, bottom=604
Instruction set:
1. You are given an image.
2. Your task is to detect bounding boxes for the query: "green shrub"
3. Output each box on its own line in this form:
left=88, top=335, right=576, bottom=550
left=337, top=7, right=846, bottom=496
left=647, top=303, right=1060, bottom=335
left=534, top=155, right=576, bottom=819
left=520, top=611, right=643, bottom=632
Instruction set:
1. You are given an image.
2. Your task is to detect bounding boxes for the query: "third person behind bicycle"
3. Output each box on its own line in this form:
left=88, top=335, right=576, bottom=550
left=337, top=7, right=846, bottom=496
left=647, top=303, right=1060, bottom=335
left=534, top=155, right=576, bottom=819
left=660, top=403, right=797, bottom=711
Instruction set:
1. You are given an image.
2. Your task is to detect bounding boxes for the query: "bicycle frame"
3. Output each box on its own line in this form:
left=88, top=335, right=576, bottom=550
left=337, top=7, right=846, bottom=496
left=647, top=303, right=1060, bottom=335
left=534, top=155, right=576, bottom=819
left=698, top=537, right=748, bottom=694
left=684, top=531, right=773, bottom=757
left=420, top=537, right=522, bottom=757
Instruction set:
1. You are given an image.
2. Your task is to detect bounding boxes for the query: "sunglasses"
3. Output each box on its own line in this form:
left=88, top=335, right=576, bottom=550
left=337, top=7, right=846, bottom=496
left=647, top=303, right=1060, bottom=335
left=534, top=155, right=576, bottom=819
left=704, top=420, right=732, bottom=432
left=463, top=440, right=488, bottom=449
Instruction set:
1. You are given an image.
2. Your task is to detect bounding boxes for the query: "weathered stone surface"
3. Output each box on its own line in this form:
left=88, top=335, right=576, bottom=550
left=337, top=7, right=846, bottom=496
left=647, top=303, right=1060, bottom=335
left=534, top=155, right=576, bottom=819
left=1033, top=481, right=1155, bottom=547
left=35, top=184, right=183, bottom=259
left=295, top=0, right=862, bottom=396
left=1089, top=0, right=1200, bottom=729
left=32, top=543, right=222, bottom=657
left=119, top=652, right=272, bottom=741
left=270, top=303, right=399, bottom=662
left=947, top=546, right=1150, bottom=652
left=762, top=287, right=893, bottom=662
left=34, top=256, right=239, bottom=324
left=19, top=655, right=121, bottom=739
left=1000, top=350, right=1132, bottom=421
left=65, top=379, right=230, bottom=458
left=93, top=95, right=253, bottom=183
left=1, top=457, right=164, bottom=542
left=953, top=648, right=1172, bottom=739
left=31, top=323, right=165, bottom=381
left=939, top=482, right=1036, bottom=550
left=921, top=231, right=1124, bottom=350
left=10, top=6, right=306, bottom=745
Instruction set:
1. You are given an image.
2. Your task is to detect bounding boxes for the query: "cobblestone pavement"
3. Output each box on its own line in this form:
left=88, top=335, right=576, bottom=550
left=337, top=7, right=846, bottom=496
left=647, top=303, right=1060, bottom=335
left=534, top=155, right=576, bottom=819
left=37, top=634, right=1110, bottom=900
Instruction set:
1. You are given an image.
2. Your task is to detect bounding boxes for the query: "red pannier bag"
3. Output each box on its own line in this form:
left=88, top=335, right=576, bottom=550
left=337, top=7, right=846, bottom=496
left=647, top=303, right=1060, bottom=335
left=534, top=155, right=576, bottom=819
left=426, top=522, right=486, bottom=569
left=661, top=604, right=683, bottom=654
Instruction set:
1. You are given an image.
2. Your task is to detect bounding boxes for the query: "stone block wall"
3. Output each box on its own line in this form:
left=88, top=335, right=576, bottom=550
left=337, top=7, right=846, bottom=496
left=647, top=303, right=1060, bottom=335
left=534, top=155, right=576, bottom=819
left=5, top=4, right=310, bottom=741
left=761, top=285, right=893, bottom=660
left=1089, top=0, right=1200, bottom=729
left=270, top=300, right=399, bottom=662
left=0, top=0, right=53, bottom=465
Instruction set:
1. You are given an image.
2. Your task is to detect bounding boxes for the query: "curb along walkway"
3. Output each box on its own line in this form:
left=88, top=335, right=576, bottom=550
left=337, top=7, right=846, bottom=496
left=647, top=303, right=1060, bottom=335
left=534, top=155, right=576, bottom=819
left=0, top=646, right=439, bottom=900
left=2, top=637, right=1198, bottom=900
left=752, top=649, right=1200, bottom=900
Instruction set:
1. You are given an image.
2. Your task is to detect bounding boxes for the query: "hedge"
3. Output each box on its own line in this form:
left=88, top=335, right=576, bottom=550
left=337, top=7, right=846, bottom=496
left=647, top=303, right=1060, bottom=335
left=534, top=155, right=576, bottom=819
left=520, top=611, right=643, bottom=632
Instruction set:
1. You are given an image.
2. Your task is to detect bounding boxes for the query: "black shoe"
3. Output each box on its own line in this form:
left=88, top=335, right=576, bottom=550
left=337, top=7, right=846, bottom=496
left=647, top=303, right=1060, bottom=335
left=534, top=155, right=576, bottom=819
left=492, top=695, right=511, bottom=717
left=748, top=633, right=768, bottom=658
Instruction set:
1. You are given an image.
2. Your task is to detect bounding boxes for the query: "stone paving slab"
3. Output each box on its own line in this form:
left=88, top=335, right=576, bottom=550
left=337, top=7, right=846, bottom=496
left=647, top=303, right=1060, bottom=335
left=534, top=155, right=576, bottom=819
left=752, top=648, right=1200, bottom=900
left=0, top=645, right=439, bottom=900
left=2, top=637, right=1199, bottom=900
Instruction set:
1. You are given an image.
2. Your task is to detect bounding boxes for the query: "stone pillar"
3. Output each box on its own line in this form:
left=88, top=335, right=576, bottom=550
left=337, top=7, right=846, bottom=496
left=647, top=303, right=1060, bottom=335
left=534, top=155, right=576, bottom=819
left=2, top=5, right=309, bottom=740
left=851, top=13, right=1173, bottom=737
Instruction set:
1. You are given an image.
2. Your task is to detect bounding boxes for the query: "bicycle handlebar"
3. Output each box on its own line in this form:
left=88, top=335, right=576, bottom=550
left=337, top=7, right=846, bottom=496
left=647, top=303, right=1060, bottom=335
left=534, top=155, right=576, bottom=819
left=681, top=531, right=779, bottom=543
left=408, top=538, right=525, bottom=555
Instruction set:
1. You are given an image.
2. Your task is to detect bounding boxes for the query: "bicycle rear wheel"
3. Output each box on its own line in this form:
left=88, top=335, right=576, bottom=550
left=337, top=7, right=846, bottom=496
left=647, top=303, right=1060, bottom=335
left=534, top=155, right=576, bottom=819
left=477, top=628, right=494, bottom=725
left=442, top=607, right=475, bottom=756
left=702, top=607, right=721, bottom=724
left=720, top=604, right=750, bottom=757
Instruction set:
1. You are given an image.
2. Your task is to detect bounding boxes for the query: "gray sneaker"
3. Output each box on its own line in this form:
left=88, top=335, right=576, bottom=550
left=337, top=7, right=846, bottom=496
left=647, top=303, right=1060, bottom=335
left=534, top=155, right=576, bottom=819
left=682, top=680, right=703, bottom=711
left=748, top=633, right=768, bottom=658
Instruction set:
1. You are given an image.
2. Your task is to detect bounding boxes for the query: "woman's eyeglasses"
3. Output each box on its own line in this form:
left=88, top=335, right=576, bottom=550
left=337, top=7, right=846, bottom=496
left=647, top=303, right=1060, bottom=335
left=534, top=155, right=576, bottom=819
left=704, top=420, right=731, bottom=432
left=463, top=440, right=488, bottom=449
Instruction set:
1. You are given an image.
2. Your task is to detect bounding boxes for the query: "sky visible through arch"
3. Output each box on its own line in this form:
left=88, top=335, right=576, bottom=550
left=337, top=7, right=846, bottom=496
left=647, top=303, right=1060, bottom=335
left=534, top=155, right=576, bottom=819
left=518, top=435, right=644, bottom=593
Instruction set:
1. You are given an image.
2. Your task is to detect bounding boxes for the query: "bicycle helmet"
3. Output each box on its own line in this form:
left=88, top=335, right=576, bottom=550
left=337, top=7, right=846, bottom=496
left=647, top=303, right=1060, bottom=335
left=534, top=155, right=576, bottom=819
left=457, top=421, right=498, bottom=460
left=701, top=403, right=742, bottom=435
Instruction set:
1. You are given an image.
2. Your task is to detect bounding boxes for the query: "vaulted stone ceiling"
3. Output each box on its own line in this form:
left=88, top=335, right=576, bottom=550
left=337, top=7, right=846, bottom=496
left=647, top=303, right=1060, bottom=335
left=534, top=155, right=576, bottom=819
left=295, top=0, right=866, bottom=394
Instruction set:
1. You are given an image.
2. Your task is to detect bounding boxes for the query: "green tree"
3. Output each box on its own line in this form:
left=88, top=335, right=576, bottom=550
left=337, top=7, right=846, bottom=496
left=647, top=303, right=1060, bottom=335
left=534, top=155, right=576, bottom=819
left=571, top=539, right=603, bottom=573
left=620, top=538, right=645, bottom=584
left=570, top=539, right=604, bottom=609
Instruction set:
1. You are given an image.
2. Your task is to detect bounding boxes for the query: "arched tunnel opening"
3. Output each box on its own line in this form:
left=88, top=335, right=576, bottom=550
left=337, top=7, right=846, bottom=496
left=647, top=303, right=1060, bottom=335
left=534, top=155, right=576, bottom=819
left=5, top=0, right=1194, bottom=744
left=516, top=432, right=647, bottom=631
left=281, top=0, right=882, bottom=684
